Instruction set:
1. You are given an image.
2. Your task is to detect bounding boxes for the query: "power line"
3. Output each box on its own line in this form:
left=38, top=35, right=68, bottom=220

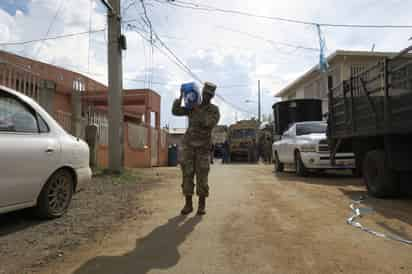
left=0, top=29, right=106, bottom=46
left=140, top=0, right=154, bottom=43
left=140, top=0, right=156, bottom=88
left=88, top=0, right=93, bottom=73
left=34, top=0, right=66, bottom=58
left=216, top=26, right=319, bottom=52
left=125, top=78, right=252, bottom=89
left=130, top=26, right=255, bottom=115
left=154, top=0, right=412, bottom=29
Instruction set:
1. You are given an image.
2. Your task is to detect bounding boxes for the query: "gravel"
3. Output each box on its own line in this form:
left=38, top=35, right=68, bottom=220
left=0, top=170, right=156, bottom=274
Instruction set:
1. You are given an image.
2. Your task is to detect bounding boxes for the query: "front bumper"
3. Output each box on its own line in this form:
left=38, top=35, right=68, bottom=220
left=300, top=152, right=355, bottom=169
left=74, top=167, right=92, bottom=192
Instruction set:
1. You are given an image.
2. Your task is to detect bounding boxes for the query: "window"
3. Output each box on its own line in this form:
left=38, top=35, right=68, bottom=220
left=38, top=115, right=50, bottom=133
left=328, top=76, right=333, bottom=90
left=231, top=129, right=256, bottom=139
left=283, top=127, right=293, bottom=137
left=296, top=122, right=327, bottom=136
left=351, top=64, right=366, bottom=77
left=0, top=93, right=39, bottom=133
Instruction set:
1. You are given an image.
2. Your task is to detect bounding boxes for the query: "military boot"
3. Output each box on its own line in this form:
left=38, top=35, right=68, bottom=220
left=181, top=196, right=193, bottom=215
left=197, top=196, right=206, bottom=215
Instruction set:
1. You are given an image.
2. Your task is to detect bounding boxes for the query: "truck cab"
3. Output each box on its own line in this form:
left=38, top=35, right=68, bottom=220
left=228, top=120, right=259, bottom=161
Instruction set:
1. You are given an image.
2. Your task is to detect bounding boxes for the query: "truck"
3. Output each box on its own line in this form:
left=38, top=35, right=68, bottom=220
left=273, top=99, right=323, bottom=137
left=212, top=125, right=228, bottom=158
left=271, top=99, right=354, bottom=175
left=228, top=119, right=260, bottom=162
left=328, top=46, right=412, bottom=198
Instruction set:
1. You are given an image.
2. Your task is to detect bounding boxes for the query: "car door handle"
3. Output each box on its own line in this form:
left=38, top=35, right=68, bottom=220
left=45, top=148, right=55, bottom=153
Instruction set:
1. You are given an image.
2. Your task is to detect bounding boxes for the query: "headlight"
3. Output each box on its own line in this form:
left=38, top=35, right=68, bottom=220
left=300, top=144, right=317, bottom=152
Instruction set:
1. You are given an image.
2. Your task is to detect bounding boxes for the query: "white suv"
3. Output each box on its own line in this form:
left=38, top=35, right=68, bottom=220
left=272, top=121, right=355, bottom=176
left=0, top=86, right=91, bottom=218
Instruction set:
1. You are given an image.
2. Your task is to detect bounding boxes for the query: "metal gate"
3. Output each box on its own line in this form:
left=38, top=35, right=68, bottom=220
left=0, top=61, right=41, bottom=102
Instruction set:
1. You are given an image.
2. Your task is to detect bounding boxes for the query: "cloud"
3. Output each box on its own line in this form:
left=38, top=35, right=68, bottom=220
left=1, top=0, right=411, bottom=128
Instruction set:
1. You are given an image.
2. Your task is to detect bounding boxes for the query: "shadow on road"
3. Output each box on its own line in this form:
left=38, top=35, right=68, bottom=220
left=274, top=170, right=362, bottom=187
left=74, top=215, right=202, bottom=274
left=0, top=210, right=42, bottom=237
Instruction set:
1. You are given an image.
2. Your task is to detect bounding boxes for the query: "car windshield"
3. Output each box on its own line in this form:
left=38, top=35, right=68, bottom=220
left=231, top=129, right=256, bottom=139
left=296, top=123, right=326, bottom=135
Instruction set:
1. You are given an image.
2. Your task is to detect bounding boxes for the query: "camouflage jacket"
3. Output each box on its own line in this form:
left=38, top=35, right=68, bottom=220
left=172, top=99, right=220, bottom=148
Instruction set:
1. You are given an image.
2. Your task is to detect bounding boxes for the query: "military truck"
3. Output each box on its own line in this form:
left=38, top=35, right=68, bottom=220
left=328, top=46, right=412, bottom=198
left=212, top=125, right=228, bottom=158
left=228, top=119, right=260, bottom=161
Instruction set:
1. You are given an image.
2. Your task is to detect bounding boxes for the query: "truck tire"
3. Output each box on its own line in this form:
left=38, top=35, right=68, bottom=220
left=295, top=151, right=308, bottom=177
left=363, top=150, right=400, bottom=198
left=274, top=152, right=284, bottom=173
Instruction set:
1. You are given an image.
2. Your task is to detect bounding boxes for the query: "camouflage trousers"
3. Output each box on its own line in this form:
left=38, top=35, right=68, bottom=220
left=180, top=145, right=210, bottom=197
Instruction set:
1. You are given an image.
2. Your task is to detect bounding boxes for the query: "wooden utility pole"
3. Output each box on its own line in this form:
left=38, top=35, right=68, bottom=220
left=104, top=0, right=123, bottom=173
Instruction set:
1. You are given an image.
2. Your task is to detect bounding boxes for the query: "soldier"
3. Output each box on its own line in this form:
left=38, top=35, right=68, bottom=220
left=248, top=139, right=257, bottom=163
left=172, top=82, right=220, bottom=215
left=263, top=135, right=273, bottom=164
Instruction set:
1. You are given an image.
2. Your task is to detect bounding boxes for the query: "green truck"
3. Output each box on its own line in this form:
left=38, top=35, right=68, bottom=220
left=228, top=119, right=260, bottom=162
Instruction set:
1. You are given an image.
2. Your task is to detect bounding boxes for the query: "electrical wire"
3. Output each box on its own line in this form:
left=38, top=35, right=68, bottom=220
left=216, top=25, right=319, bottom=52
left=140, top=0, right=154, bottom=44
left=0, top=29, right=107, bottom=46
left=140, top=0, right=156, bottom=88
left=34, top=0, right=66, bottom=58
left=130, top=26, right=255, bottom=115
left=125, top=78, right=252, bottom=89
left=154, top=0, right=412, bottom=29
left=87, top=0, right=93, bottom=73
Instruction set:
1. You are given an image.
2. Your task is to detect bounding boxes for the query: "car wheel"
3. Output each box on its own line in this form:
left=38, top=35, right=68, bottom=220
left=35, top=169, right=74, bottom=219
left=363, top=150, right=400, bottom=198
left=295, top=151, right=308, bottom=177
left=274, top=152, right=284, bottom=173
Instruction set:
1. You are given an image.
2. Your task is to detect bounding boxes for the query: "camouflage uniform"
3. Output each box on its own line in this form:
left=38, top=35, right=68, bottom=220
left=172, top=99, right=220, bottom=197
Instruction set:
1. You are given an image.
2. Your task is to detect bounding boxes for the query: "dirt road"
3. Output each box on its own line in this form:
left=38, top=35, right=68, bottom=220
left=27, top=165, right=412, bottom=273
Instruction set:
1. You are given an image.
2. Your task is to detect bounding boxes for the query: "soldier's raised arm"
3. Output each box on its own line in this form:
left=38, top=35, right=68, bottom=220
left=172, top=89, right=189, bottom=116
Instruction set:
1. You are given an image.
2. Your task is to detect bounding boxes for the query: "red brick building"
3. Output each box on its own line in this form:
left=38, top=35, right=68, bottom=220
left=0, top=50, right=167, bottom=168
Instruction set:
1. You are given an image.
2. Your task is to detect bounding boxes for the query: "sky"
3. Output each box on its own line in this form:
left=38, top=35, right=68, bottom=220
left=0, top=0, right=411, bottom=128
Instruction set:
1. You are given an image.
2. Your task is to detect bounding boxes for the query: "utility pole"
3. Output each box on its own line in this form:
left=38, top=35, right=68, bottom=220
left=104, top=0, right=123, bottom=173
left=258, top=80, right=261, bottom=123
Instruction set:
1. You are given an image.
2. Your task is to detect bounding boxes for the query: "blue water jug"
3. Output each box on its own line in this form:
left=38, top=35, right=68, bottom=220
left=181, top=82, right=201, bottom=109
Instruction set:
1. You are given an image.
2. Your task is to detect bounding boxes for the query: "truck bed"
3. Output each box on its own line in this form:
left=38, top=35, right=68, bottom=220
left=329, top=51, right=412, bottom=139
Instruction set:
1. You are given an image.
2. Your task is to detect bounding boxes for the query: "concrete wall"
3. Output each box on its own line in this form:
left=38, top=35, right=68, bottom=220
left=97, top=123, right=168, bottom=169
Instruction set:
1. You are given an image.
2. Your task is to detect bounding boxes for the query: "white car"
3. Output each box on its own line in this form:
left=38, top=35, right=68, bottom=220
left=272, top=121, right=355, bottom=176
left=0, top=86, right=91, bottom=218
